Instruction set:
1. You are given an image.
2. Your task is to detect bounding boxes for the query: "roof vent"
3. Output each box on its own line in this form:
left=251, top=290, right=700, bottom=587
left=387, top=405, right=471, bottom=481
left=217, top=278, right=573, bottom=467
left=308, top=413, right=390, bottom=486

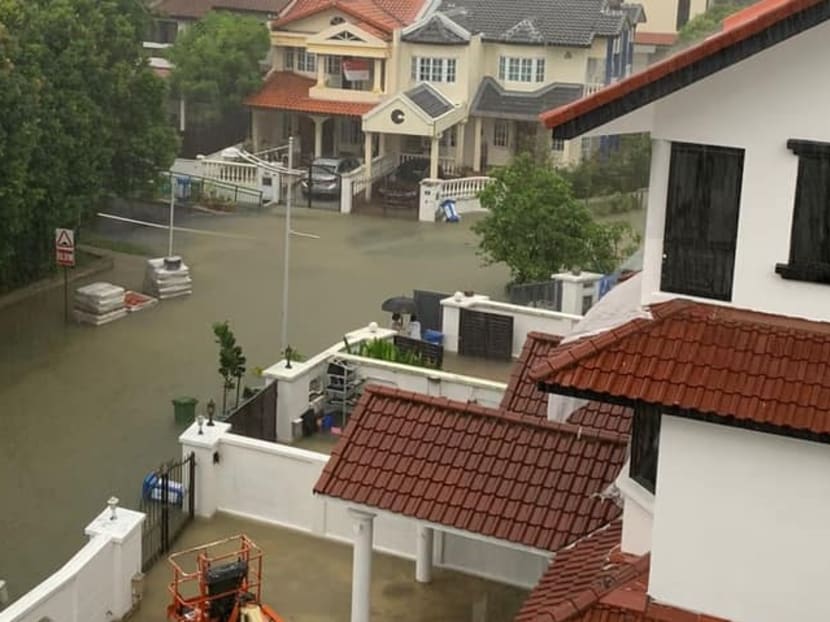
left=330, top=15, right=345, bottom=25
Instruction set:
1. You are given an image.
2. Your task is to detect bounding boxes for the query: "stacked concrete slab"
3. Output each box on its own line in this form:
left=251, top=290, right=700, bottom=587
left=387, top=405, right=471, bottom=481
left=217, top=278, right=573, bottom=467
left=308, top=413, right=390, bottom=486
left=143, top=256, right=192, bottom=299
left=74, top=282, right=127, bottom=325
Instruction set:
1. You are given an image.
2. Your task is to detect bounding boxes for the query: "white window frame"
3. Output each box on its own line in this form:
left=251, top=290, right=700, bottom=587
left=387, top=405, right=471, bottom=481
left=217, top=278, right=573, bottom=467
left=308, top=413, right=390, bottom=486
left=284, top=47, right=295, bottom=70
left=440, top=127, right=457, bottom=148
left=297, top=49, right=317, bottom=73
left=552, top=138, right=565, bottom=152
left=326, top=55, right=341, bottom=74
left=500, top=56, right=546, bottom=83
left=412, top=56, right=456, bottom=83
left=493, top=120, right=509, bottom=148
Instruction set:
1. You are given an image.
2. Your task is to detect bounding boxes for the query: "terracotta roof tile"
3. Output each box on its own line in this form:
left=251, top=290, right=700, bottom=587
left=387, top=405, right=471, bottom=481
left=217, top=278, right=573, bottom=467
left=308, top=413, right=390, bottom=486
left=314, top=385, right=627, bottom=552
left=502, top=332, right=563, bottom=418
left=245, top=71, right=373, bottom=116
left=541, top=0, right=827, bottom=132
left=514, top=521, right=731, bottom=622
left=531, top=300, right=830, bottom=436
left=633, top=31, right=678, bottom=46
left=273, top=0, right=425, bottom=34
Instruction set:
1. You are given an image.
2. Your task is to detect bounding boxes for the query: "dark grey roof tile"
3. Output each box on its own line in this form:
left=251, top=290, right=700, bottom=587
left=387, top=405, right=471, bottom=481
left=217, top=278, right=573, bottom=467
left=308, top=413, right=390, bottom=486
left=406, top=84, right=454, bottom=118
left=470, top=76, right=583, bottom=121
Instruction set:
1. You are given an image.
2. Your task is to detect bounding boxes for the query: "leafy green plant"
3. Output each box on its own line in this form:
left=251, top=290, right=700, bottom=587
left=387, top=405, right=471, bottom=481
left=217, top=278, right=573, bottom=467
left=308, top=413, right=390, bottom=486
left=212, top=321, right=247, bottom=412
left=355, top=338, right=437, bottom=369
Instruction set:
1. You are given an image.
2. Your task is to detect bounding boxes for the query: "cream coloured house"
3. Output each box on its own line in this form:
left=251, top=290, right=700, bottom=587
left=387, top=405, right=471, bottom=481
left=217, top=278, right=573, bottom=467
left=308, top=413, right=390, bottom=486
left=246, top=0, right=641, bottom=179
left=633, top=0, right=710, bottom=70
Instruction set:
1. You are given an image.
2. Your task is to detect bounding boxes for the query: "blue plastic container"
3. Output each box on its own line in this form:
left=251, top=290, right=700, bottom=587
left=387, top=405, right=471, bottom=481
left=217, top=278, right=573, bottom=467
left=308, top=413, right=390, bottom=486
left=423, top=329, right=444, bottom=345
left=142, top=472, right=185, bottom=504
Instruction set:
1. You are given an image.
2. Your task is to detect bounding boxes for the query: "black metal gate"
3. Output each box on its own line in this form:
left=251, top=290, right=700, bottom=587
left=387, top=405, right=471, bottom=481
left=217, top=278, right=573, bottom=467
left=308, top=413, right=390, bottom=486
left=140, top=452, right=196, bottom=571
left=458, top=309, right=514, bottom=361
left=225, top=380, right=278, bottom=442
left=413, top=290, right=449, bottom=332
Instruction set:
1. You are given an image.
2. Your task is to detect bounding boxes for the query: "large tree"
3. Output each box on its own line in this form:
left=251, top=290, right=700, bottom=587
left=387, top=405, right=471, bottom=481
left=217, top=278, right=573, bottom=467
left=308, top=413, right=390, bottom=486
left=169, top=12, right=270, bottom=123
left=472, top=154, right=639, bottom=283
left=0, top=0, right=177, bottom=291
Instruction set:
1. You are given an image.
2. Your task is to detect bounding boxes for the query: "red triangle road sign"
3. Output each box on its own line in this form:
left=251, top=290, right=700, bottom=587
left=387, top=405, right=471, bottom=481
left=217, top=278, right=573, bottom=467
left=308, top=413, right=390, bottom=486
left=55, top=228, right=74, bottom=248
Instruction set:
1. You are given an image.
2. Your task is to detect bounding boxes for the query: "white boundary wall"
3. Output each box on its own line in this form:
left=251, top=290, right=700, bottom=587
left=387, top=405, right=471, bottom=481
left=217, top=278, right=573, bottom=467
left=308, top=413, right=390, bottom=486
left=441, top=293, right=582, bottom=357
left=181, top=424, right=548, bottom=589
left=0, top=506, right=144, bottom=622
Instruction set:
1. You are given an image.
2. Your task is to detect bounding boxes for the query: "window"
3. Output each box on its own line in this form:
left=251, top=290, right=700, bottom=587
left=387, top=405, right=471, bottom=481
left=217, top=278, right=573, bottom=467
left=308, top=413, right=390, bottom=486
left=326, top=55, right=341, bottom=74
left=411, top=57, right=456, bottom=83
left=776, top=140, right=830, bottom=283
left=440, top=127, right=456, bottom=148
left=499, top=56, right=545, bottom=83
left=552, top=138, right=565, bottom=152
left=340, top=118, right=363, bottom=145
left=493, top=121, right=509, bottom=148
left=296, top=49, right=316, bottom=73
left=629, top=406, right=661, bottom=494
left=676, top=0, right=692, bottom=30
left=284, top=47, right=295, bottom=70
left=662, top=142, right=744, bottom=301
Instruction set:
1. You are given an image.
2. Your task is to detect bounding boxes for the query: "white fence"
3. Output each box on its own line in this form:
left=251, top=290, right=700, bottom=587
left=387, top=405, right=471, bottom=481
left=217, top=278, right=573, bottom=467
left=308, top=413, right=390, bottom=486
left=441, top=294, right=582, bottom=357
left=398, top=152, right=458, bottom=177
left=199, top=158, right=259, bottom=188
left=340, top=153, right=398, bottom=214
left=0, top=506, right=144, bottom=622
left=182, top=427, right=549, bottom=589
left=418, top=176, right=493, bottom=221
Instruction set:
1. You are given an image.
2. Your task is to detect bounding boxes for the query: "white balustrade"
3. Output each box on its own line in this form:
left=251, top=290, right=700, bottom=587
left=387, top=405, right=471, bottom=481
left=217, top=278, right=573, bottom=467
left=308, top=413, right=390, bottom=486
left=199, top=159, right=259, bottom=188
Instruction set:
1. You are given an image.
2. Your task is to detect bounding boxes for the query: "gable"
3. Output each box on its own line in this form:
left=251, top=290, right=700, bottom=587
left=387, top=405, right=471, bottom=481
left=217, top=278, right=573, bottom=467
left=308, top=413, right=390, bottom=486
left=363, top=93, right=436, bottom=136
left=305, top=20, right=389, bottom=53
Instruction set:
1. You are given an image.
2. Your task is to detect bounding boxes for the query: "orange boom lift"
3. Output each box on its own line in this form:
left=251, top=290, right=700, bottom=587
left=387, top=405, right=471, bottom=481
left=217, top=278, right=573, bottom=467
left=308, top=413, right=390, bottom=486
left=167, top=534, right=284, bottom=622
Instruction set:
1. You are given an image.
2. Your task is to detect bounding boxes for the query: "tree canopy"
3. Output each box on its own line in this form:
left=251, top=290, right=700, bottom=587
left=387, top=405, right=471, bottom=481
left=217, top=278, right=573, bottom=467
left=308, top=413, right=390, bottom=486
left=0, top=0, right=177, bottom=291
left=472, top=154, right=639, bottom=283
left=169, top=12, right=270, bottom=123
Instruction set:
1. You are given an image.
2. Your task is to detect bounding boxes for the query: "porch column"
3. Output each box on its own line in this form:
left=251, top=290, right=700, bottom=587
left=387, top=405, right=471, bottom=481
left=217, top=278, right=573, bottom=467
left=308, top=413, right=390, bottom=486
left=364, top=131, right=374, bottom=200
left=316, top=55, right=326, bottom=87
left=415, top=524, right=434, bottom=583
left=378, top=132, right=386, bottom=157
left=455, top=121, right=466, bottom=169
left=350, top=509, right=374, bottom=622
left=473, top=117, right=483, bottom=173
left=373, top=59, right=383, bottom=93
left=310, top=115, right=328, bottom=158
left=429, top=134, right=440, bottom=179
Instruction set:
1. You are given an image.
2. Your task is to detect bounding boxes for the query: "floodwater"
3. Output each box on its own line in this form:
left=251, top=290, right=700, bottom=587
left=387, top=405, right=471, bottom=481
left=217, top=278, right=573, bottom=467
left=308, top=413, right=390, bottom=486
left=0, top=206, right=510, bottom=601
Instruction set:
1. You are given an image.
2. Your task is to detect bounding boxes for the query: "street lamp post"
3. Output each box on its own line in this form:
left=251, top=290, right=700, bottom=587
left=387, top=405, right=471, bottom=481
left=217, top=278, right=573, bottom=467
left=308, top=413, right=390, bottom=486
left=168, top=173, right=176, bottom=257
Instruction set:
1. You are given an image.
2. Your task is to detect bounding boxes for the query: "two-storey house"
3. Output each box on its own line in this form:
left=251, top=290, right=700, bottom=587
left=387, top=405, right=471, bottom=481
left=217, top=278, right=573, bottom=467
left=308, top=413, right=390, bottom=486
left=246, top=0, right=641, bottom=179
left=632, top=0, right=709, bottom=70
left=522, top=0, right=830, bottom=620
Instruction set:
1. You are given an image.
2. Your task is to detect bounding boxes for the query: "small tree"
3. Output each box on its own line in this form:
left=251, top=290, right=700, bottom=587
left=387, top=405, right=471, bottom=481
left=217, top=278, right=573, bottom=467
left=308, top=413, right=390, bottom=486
left=472, top=154, right=638, bottom=283
left=169, top=12, right=270, bottom=122
left=212, top=321, right=247, bottom=413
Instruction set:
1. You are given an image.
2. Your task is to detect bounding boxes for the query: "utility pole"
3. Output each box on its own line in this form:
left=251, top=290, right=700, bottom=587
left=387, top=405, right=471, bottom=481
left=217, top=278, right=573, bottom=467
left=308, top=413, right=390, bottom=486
left=281, top=137, right=294, bottom=354
left=168, top=172, right=176, bottom=257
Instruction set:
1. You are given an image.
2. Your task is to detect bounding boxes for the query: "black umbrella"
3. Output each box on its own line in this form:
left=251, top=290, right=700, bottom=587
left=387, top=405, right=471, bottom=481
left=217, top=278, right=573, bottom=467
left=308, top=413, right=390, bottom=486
left=381, top=296, right=417, bottom=314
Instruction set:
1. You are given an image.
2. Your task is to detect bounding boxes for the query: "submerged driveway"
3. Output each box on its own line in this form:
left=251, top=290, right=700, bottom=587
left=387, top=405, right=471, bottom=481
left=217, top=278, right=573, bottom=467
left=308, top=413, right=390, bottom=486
left=0, top=207, right=509, bottom=601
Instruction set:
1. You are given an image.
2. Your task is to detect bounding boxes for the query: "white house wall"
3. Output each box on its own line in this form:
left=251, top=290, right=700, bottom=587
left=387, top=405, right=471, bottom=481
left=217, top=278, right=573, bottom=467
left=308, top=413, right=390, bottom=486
left=650, top=415, right=830, bottom=622
left=637, top=20, right=830, bottom=320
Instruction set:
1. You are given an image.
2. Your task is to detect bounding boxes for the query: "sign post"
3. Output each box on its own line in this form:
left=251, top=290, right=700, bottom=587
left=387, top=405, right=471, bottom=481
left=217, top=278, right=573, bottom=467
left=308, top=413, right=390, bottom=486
left=55, top=228, right=75, bottom=323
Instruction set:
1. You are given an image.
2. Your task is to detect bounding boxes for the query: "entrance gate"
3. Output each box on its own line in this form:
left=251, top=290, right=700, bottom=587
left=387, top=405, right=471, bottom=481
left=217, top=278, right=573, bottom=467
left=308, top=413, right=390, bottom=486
left=458, top=309, right=514, bottom=361
left=139, top=452, right=196, bottom=571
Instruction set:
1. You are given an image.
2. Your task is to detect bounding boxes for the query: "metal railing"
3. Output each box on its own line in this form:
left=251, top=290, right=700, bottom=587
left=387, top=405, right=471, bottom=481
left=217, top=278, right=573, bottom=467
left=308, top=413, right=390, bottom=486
left=161, top=171, right=264, bottom=208
left=398, top=152, right=458, bottom=177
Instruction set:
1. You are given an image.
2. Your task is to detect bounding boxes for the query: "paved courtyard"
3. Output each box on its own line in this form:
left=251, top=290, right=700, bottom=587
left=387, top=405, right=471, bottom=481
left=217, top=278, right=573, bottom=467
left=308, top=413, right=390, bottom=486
left=132, top=513, right=528, bottom=622
left=0, top=205, right=510, bottom=601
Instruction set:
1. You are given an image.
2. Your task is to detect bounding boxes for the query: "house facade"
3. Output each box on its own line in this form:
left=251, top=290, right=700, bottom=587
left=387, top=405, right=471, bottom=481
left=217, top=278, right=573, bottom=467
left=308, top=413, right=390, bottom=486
left=246, top=0, right=641, bottom=176
left=632, top=0, right=709, bottom=70
left=528, top=1, right=830, bottom=620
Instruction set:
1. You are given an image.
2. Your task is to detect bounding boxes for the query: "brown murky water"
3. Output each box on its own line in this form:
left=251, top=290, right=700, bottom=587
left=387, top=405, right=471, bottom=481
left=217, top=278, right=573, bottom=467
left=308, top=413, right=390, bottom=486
left=0, top=207, right=509, bottom=601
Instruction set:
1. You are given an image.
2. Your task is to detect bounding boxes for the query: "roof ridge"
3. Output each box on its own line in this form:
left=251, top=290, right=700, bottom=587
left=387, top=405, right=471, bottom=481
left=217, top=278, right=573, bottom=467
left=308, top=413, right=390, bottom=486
left=362, top=384, right=629, bottom=445
left=528, top=299, right=693, bottom=382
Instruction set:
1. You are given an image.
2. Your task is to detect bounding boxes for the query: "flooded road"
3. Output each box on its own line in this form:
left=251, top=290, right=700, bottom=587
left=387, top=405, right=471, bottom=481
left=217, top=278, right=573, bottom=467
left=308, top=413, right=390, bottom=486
left=0, top=207, right=509, bottom=601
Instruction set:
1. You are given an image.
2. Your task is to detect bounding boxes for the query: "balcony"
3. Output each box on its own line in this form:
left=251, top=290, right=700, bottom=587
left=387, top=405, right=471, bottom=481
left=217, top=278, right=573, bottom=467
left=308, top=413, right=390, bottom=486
left=308, top=57, right=384, bottom=104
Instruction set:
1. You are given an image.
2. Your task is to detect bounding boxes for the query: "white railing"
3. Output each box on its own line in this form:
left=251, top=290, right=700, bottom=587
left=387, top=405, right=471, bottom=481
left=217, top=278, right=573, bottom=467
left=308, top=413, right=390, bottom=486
left=398, top=152, right=458, bottom=177
left=584, top=82, right=605, bottom=95
left=199, top=158, right=259, bottom=188
left=437, top=176, right=492, bottom=201
left=339, top=153, right=398, bottom=214
left=254, top=144, right=291, bottom=165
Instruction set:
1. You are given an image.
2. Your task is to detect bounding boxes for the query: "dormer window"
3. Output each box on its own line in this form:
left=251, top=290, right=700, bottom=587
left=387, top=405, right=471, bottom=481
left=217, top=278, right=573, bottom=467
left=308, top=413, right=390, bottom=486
left=775, top=140, right=830, bottom=284
left=629, top=406, right=661, bottom=494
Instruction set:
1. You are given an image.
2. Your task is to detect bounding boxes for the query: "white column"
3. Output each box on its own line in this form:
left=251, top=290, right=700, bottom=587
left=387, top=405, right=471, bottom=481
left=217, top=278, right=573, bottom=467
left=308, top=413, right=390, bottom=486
left=373, top=59, right=383, bottom=93
left=317, top=55, right=326, bottom=87
left=85, top=503, right=145, bottom=620
left=415, top=525, right=434, bottom=583
left=472, top=117, right=483, bottom=173
left=430, top=134, right=440, bottom=179
left=179, top=421, right=230, bottom=518
left=455, top=122, right=466, bottom=169
left=311, top=115, right=328, bottom=158
left=350, top=509, right=375, bottom=622
left=378, top=132, right=386, bottom=157
left=364, top=131, right=374, bottom=200
left=642, top=138, right=672, bottom=307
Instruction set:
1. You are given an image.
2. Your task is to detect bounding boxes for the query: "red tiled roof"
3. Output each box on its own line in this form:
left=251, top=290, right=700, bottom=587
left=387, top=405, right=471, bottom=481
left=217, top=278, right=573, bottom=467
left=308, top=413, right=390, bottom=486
left=515, top=522, right=729, bottom=622
left=633, top=31, right=678, bottom=46
left=273, top=0, right=424, bottom=34
left=567, top=402, right=633, bottom=437
left=540, top=0, right=826, bottom=131
left=502, top=332, right=563, bottom=418
left=244, top=71, right=373, bottom=116
left=152, top=0, right=289, bottom=18
left=314, top=385, right=628, bottom=552
left=530, top=299, right=830, bottom=436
